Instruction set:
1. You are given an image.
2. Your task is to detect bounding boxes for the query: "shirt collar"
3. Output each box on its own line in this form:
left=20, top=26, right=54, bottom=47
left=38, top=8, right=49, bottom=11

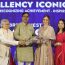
left=21, top=22, right=28, bottom=26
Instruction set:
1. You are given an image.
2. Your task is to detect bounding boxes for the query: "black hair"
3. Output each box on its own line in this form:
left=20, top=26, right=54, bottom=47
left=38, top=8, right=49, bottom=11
left=43, top=14, right=50, bottom=20
left=22, top=12, right=29, bottom=17
left=56, top=19, right=65, bottom=34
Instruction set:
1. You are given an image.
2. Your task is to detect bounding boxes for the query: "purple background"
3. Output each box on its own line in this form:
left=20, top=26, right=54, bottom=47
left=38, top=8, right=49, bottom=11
left=0, top=0, right=65, bottom=65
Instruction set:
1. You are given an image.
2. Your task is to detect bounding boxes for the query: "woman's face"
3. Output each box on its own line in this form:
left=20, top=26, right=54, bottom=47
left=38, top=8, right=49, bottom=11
left=43, top=16, right=49, bottom=25
left=58, top=20, right=64, bottom=30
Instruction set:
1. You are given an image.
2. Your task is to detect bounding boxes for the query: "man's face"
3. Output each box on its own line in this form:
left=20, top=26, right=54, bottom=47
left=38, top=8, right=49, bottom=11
left=2, top=21, right=10, bottom=30
left=22, top=13, right=29, bottom=24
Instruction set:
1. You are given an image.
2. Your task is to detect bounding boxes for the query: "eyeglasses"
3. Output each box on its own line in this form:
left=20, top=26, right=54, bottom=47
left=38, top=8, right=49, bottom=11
left=5, top=24, right=10, bottom=25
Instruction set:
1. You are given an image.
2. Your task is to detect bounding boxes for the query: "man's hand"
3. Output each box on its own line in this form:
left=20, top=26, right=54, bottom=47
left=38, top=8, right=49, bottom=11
left=18, top=40, right=26, bottom=46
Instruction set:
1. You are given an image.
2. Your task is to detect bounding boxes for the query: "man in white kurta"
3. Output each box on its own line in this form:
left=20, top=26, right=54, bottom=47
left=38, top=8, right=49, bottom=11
left=0, top=19, right=19, bottom=65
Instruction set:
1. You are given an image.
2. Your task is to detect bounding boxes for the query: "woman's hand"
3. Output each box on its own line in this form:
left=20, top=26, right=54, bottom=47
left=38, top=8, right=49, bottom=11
left=37, top=39, right=41, bottom=44
left=54, top=42, right=62, bottom=46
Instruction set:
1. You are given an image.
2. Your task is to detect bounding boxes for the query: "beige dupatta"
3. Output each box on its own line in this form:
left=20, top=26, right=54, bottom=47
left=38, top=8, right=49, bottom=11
left=34, top=26, right=55, bottom=65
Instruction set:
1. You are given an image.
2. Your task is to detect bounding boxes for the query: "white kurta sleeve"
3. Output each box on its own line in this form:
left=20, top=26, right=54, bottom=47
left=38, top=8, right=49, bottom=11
left=0, top=36, right=19, bottom=45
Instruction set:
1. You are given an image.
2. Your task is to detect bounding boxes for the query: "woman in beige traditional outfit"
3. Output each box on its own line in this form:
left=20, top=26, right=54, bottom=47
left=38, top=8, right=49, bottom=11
left=34, top=15, right=56, bottom=65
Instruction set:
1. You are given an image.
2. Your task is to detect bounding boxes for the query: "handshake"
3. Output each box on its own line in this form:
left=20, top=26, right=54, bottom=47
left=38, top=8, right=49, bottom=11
left=18, top=40, right=27, bottom=46
left=18, top=39, right=33, bottom=46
